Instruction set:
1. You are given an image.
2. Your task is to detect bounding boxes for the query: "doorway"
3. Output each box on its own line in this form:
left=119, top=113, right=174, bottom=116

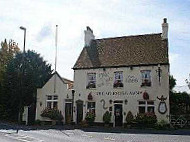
left=114, top=104, right=123, bottom=127
left=76, top=100, right=83, bottom=124
left=65, top=103, right=72, bottom=124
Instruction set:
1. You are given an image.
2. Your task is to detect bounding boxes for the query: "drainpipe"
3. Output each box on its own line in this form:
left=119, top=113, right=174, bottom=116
left=71, top=90, right=75, bottom=123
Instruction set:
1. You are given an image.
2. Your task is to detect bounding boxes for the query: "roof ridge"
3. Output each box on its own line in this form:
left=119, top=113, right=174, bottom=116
left=95, top=33, right=162, bottom=41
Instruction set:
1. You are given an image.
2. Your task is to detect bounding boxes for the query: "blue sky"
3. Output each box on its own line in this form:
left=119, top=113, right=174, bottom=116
left=0, top=0, right=190, bottom=92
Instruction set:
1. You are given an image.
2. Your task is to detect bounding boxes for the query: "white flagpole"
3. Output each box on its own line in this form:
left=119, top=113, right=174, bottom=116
left=54, top=25, right=58, bottom=93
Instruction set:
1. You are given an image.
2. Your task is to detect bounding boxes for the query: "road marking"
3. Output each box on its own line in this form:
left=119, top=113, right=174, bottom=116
left=5, top=133, right=44, bottom=142
left=104, top=137, right=115, bottom=141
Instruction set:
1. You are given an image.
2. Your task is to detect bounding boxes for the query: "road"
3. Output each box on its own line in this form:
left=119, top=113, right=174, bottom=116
left=0, top=123, right=190, bottom=142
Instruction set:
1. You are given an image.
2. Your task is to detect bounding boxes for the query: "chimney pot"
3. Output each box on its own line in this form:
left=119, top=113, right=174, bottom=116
left=161, top=18, right=168, bottom=40
left=84, top=26, right=95, bottom=46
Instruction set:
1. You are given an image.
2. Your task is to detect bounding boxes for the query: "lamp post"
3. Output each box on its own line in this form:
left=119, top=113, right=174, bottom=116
left=17, top=26, right=26, bottom=133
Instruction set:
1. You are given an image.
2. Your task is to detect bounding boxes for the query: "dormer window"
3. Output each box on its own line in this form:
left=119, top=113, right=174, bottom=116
left=141, top=70, right=151, bottom=87
left=113, top=71, right=123, bottom=88
left=86, top=73, right=96, bottom=89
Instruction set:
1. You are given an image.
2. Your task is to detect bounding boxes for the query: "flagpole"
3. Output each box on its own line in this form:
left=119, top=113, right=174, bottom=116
left=54, top=25, right=58, bottom=93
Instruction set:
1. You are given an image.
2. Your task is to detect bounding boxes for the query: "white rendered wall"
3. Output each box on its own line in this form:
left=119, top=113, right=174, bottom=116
left=73, top=65, right=170, bottom=124
left=36, top=74, right=72, bottom=123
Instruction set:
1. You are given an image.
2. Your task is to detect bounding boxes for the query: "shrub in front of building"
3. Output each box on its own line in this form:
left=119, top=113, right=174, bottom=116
left=135, top=112, right=157, bottom=127
left=85, top=112, right=96, bottom=125
left=126, top=111, right=134, bottom=124
left=103, top=111, right=112, bottom=125
left=41, top=108, right=63, bottom=122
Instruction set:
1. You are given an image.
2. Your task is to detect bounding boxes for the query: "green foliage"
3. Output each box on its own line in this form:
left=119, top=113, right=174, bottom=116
left=34, top=119, right=41, bottom=125
left=0, top=50, right=52, bottom=121
left=135, top=113, right=157, bottom=126
left=126, top=111, right=134, bottom=124
left=41, top=108, right=63, bottom=121
left=155, top=120, right=170, bottom=130
left=85, top=112, right=96, bottom=124
left=103, top=111, right=111, bottom=124
left=170, top=91, right=190, bottom=115
left=169, top=75, right=176, bottom=91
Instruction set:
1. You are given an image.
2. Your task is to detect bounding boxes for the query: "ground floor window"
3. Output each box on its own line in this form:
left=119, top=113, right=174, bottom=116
left=46, top=95, right=58, bottom=109
left=87, top=102, right=96, bottom=114
left=138, top=100, right=154, bottom=113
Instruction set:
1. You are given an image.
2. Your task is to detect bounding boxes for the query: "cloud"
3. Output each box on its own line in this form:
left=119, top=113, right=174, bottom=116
left=0, top=0, right=190, bottom=86
left=36, top=24, right=52, bottom=42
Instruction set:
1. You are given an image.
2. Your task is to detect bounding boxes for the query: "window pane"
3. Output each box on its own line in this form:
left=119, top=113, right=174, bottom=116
left=147, top=106, right=154, bottom=113
left=87, top=102, right=95, bottom=114
left=87, top=73, right=96, bottom=89
left=139, top=101, right=145, bottom=105
left=141, top=70, right=151, bottom=87
left=53, top=102, right=58, bottom=109
left=53, top=95, right=58, bottom=100
left=147, top=101, right=154, bottom=105
left=47, top=102, right=51, bottom=108
left=47, top=96, right=52, bottom=100
left=114, top=71, right=123, bottom=88
left=139, top=106, right=145, bottom=113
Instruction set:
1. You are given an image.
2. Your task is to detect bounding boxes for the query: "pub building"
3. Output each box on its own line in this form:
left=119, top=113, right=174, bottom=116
left=73, top=18, right=170, bottom=127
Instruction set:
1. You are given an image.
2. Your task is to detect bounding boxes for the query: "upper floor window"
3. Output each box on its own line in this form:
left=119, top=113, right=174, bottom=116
left=86, top=73, right=96, bottom=89
left=113, top=71, right=123, bottom=88
left=141, top=70, right=151, bottom=87
left=46, top=95, right=58, bottom=109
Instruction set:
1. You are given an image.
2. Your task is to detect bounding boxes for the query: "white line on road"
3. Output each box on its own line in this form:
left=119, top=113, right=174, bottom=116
left=5, top=133, right=44, bottom=142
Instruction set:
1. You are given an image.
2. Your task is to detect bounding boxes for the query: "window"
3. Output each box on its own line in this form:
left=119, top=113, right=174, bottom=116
left=138, top=101, right=154, bottom=113
left=86, top=73, right=96, bottom=89
left=46, top=95, right=58, bottom=109
left=87, top=102, right=96, bottom=114
left=141, top=70, right=151, bottom=87
left=113, top=71, right=123, bottom=88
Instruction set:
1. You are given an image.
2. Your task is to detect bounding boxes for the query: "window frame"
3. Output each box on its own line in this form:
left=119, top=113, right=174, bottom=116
left=86, top=73, right=96, bottom=89
left=138, top=100, right=155, bottom=114
left=46, top=95, right=58, bottom=109
left=87, top=101, right=96, bottom=114
left=141, top=70, right=151, bottom=87
left=113, top=71, right=124, bottom=88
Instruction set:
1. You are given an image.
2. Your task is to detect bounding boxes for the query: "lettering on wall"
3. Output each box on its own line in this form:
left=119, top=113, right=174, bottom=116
left=125, top=75, right=139, bottom=83
left=96, top=91, right=142, bottom=96
left=97, top=72, right=113, bottom=87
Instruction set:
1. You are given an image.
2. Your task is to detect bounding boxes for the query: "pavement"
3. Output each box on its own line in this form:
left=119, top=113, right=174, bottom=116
left=0, top=122, right=190, bottom=142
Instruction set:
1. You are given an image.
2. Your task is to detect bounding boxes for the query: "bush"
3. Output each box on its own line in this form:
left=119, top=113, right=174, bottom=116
left=135, top=112, right=157, bottom=126
left=103, top=111, right=111, bottom=124
left=155, top=120, right=170, bottom=130
left=34, top=119, right=41, bottom=125
left=41, top=108, right=63, bottom=121
left=126, top=111, right=134, bottom=124
left=85, top=112, right=95, bottom=125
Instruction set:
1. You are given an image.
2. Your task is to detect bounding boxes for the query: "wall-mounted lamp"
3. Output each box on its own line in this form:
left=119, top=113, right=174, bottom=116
left=40, top=102, right=42, bottom=107
left=125, top=99, right=128, bottom=105
left=156, top=64, right=162, bottom=85
left=67, top=94, right=69, bottom=98
left=109, top=99, right=113, bottom=104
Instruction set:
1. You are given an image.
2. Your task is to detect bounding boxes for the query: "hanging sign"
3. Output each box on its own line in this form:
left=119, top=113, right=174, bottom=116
left=157, top=95, right=167, bottom=114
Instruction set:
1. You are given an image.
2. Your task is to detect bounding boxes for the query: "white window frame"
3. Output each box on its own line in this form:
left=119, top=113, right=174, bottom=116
left=141, top=70, right=151, bottom=86
left=138, top=100, right=155, bottom=113
left=113, top=71, right=124, bottom=88
left=86, top=73, right=96, bottom=89
left=87, top=101, right=96, bottom=114
left=46, top=95, right=58, bottom=109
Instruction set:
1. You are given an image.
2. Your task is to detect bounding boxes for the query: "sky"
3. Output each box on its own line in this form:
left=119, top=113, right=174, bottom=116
left=0, top=0, right=190, bottom=92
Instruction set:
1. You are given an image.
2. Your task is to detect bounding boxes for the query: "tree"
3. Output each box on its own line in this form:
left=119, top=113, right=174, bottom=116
left=0, top=39, right=20, bottom=118
left=169, top=75, right=190, bottom=115
left=1, top=50, right=52, bottom=121
left=0, top=39, right=20, bottom=84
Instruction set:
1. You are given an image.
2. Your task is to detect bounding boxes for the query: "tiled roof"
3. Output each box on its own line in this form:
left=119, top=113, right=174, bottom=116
left=73, top=33, right=169, bottom=69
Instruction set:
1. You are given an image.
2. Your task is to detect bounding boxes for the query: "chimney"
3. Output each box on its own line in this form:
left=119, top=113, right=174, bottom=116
left=161, top=18, right=168, bottom=40
left=84, top=26, right=95, bottom=46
